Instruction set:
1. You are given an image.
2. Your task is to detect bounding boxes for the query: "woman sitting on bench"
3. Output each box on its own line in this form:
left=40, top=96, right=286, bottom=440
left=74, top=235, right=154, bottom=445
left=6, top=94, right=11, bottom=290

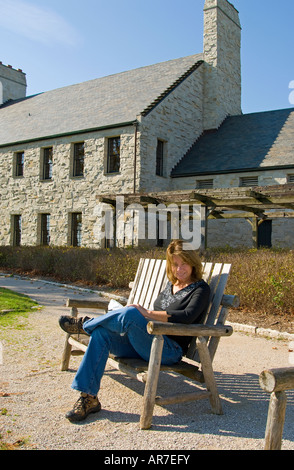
left=59, top=239, right=210, bottom=422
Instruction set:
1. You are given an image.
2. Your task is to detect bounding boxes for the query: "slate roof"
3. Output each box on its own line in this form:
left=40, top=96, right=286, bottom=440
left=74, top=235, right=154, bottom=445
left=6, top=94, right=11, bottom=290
left=171, top=108, right=294, bottom=177
left=0, top=54, right=203, bottom=147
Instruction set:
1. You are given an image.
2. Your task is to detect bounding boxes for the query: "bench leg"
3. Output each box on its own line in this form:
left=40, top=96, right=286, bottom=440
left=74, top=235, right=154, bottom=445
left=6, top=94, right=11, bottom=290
left=140, top=335, right=164, bottom=430
left=196, top=336, right=223, bottom=415
left=60, top=307, right=78, bottom=371
left=264, top=391, right=287, bottom=450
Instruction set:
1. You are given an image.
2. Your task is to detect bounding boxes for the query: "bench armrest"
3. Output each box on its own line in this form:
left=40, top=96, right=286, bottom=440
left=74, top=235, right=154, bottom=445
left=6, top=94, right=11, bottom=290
left=66, top=298, right=110, bottom=310
left=147, top=321, right=233, bottom=337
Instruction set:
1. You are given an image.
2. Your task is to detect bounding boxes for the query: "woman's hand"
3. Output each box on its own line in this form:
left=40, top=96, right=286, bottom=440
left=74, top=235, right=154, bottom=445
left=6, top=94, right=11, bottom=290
left=128, top=304, right=169, bottom=322
left=128, top=304, right=150, bottom=317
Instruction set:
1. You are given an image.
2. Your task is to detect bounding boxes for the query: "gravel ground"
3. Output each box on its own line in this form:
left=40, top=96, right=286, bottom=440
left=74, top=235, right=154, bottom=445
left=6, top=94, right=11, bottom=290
left=1, top=274, right=294, bottom=451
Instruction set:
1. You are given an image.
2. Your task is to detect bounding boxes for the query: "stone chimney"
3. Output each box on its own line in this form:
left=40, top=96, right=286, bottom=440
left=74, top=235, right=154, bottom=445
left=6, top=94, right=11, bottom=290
left=0, top=62, right=27, bottom=105
left=203, top=0, right=242, bottom=130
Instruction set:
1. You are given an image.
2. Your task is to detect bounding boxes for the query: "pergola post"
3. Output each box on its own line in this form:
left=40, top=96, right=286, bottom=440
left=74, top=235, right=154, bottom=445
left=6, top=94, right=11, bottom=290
left=200, top=204, right=208, bottom=251
left=252, top=217, right=259, bottom=249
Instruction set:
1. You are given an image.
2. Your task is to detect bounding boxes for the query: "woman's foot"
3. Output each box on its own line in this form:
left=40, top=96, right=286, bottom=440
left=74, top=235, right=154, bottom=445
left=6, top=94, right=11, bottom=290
left=59, top=316, right=90, bottom=335
left=66, top=393, right=101, bottom=422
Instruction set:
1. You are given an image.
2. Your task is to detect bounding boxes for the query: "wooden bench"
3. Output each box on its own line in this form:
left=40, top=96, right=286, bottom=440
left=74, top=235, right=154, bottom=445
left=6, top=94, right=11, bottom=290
left=61, top=258, right=239, bottom=429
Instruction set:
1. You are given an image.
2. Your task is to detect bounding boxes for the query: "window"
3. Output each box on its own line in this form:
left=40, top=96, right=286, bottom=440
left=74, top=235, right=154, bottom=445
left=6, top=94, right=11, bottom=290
left=14, top=151, right=24, bottom=177
left=12, top=215, right=21, bottom=246
left=156, top=140, right=164, bottom=176
left=71, top=213, right=82, bottom=247
left=196, top=179, right=214, bottom=189
left=42, top=147, right=53, bottom=180
left=107, top=137, right=120, bottom=173
left=73, top=142, right=84, bottom=177
left=240, top=176, right=259, bottom=187
left=40, top=214, right=50, bottom=245
left=288, top=174, right=294, bottom=183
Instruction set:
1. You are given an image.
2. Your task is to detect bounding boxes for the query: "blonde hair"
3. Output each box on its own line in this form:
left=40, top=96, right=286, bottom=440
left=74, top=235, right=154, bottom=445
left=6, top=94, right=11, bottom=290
left=166, top=239, right=203, bottom=284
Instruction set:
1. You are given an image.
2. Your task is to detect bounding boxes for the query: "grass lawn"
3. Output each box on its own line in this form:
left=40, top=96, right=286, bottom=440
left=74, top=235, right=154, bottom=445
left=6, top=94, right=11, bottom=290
left=0, top=287, right=39, bottom=328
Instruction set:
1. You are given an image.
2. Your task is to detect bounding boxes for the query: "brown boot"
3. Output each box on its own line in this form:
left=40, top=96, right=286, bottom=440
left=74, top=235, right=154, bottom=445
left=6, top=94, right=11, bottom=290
left=66, top=393, right=101, bottom=422
left=59, top=316, right=90, bottom=335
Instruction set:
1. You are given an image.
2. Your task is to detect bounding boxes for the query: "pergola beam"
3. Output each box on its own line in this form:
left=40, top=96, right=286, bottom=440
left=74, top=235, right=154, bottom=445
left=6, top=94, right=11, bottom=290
left=96, top=184, right=294, bottom=248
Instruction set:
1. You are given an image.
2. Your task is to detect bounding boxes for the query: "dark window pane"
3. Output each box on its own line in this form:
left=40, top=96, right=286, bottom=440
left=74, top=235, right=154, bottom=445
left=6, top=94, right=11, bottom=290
left=71, top=213, right=82, bottom=247
left=15, top=152, right=24, bottom=177
left=13, top=215, right=21, bottom=246
left=156, top=140, right=164, bottom=176
left=107, top=137, right=120, bottom=173
left=41, top=214, right=50, bottom=245
left=43, top=147, right=53, bottom=179
left=73, top=143, right=84, bottom=177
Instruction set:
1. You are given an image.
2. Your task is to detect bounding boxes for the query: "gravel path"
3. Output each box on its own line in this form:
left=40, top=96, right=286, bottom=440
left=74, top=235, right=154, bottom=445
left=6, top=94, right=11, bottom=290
left=1, top=274, right=294, bottom=451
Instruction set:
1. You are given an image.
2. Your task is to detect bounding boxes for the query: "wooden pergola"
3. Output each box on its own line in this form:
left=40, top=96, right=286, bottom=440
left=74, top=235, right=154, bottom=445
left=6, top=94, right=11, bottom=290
left=98, top=184, right=294, bottom=249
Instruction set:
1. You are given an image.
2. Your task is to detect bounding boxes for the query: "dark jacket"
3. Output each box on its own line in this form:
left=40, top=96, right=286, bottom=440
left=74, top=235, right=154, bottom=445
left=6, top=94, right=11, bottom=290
left=153, top=280, right=210, bottom=354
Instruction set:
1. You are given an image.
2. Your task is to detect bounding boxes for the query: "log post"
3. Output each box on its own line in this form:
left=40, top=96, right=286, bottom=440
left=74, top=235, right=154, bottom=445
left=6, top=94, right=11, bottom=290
left=196, top=336, right=223, bottom=415
left=140, top=335, right=164, bottom=430
left=264, top=391, right=287, bottom=451
left=259, top=367, right=294, bottom=450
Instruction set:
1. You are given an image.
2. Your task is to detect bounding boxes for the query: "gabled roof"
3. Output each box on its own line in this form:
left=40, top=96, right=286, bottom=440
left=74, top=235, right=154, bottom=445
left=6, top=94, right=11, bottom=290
left=0, top=54, right=203, bottom=147
left=171, top=108, right=294, bottom=177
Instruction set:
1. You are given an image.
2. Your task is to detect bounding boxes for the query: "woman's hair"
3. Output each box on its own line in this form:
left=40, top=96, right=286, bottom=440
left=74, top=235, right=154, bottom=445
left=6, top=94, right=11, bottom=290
left=166, top=239, right=203, bottom=284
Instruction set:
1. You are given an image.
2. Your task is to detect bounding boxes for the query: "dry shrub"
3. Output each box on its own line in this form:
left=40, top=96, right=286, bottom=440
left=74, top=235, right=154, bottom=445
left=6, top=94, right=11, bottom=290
left=0, top=246, right=165, bottom=287
left=203, top=247, right=294, bottom=315
left=0, top=245, right=293, bottom=315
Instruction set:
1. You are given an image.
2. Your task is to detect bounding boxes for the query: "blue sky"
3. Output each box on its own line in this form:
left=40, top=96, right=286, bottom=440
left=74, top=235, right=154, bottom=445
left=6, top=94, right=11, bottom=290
left=0, top=0, right=293, bottom=114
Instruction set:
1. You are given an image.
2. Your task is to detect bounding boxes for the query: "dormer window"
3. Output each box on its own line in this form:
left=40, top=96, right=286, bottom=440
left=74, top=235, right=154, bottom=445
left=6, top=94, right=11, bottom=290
left=240, top=176, right=259, bottom=187
left=196, top=179, right=213, bottom=189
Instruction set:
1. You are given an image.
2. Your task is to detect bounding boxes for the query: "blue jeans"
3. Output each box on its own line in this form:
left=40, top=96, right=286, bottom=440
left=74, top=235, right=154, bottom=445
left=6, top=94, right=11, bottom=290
left=71, top=306, right=183, bottom=397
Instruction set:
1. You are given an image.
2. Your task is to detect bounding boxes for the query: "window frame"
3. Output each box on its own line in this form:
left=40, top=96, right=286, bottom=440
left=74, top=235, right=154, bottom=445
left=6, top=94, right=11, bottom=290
left=14, top=151, right=24, bottom=177
left=40, top=213, right=50, bottom=246
left=106, top=137, right=121, bottom=174
left=12, top=214, right=21, bottom=246
left=156, top=139, right=165, bottom=177
left=41, top=147, right=53, bottom=180
left=72, top=142, right=85, bottom=177
left=239, top=176, right=259, bottom=187
left=70, top=212, right=82, bottom=247
left=196, top=179, right=214, bottom=189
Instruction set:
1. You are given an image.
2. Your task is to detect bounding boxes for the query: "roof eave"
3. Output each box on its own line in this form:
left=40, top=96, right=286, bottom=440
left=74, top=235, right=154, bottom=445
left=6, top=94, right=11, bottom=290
left=171, top=164, right=294, bottom=178
left=0, top=120, right=136, bottom=149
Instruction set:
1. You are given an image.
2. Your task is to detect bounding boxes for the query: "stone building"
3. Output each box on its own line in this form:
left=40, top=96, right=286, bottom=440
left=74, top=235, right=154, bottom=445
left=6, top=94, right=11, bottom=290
left=0, top=0, right=293, bottom=249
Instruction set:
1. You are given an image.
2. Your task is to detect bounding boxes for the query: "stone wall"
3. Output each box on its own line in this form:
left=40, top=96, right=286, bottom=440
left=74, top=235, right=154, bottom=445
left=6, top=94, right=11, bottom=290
left=207, top=217, right=294, bottom=249
left=138, top=66, right=204, bottom=193
left=0, top=125, right=136, bottom=248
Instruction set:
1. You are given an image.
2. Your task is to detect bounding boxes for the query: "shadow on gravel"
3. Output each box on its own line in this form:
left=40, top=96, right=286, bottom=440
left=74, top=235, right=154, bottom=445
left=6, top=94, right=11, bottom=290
left=94, top=368, right=294, bottom=444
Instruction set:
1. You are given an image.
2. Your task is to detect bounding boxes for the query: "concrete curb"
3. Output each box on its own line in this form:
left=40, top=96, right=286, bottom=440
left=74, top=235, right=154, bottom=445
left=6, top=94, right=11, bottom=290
left=227, top=321, right=294, bottom=342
